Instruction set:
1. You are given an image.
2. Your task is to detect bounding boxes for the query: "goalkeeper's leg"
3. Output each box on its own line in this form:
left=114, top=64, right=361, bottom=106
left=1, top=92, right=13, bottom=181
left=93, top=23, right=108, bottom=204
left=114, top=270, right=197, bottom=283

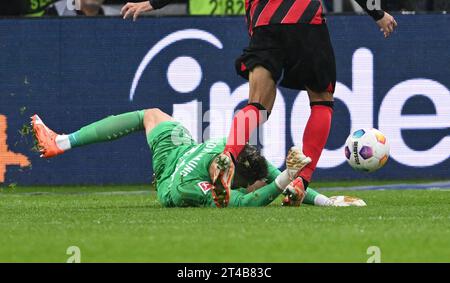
left=303, top=188, right=332, bottom=206
left=282, top=187, right=332, bottom=207
left=32, top=108, right=172, bottom=158
left=283, top=187, right=366, bottom=207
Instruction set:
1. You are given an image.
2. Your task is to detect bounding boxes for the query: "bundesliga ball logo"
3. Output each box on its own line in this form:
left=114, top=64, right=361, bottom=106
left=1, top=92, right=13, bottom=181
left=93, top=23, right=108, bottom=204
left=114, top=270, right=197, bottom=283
left=345, top=128, right=390, bottom=173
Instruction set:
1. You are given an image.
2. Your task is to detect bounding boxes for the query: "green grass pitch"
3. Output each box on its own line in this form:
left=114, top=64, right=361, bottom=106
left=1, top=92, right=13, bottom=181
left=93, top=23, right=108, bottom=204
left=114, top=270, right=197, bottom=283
left=0, top=183, right=449, bottom=263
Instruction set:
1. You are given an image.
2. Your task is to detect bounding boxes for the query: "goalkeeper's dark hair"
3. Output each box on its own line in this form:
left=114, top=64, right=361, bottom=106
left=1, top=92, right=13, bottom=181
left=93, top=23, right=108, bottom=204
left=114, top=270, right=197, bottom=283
left=235, top=144, right=268, bottom=185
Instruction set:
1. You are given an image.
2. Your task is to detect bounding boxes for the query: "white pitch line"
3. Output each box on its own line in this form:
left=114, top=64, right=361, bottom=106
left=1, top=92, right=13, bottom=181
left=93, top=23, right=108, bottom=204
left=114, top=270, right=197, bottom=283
left=318, top=181, right=450, bottom=191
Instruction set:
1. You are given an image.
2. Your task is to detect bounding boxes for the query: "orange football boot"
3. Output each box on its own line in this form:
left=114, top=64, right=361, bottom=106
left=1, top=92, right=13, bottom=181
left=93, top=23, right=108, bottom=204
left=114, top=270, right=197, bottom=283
left=281, top=177, right=306, bottom=207
left=208, top=152, right=234, bottom=208
left=31, top=114, right=64, bottom=158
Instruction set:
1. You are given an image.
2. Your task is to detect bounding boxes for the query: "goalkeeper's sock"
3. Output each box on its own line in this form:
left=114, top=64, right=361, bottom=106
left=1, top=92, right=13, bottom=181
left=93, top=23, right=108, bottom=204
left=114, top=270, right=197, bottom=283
left=61, top=110, right=145, bottom=149
left=303, top=187, right=332, bottom=206
left=55, top=135, right=71, bottom=151
left=224, top=103, right=268, bottom=160
left=298, top=102, right=333, bottom=183
left=314, top=194, right=332, bottom=206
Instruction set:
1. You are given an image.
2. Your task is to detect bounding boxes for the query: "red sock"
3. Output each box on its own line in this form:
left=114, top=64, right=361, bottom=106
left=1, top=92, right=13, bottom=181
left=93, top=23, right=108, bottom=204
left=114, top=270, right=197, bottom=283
left=299, top=104, right=333, bottom=183
left=224, top=104, right=267, bottom=159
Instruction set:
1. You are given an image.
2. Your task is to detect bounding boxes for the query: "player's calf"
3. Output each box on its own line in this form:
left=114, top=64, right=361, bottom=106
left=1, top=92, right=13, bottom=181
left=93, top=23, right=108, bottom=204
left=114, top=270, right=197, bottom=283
left=143, top=108, right=174, bottom=135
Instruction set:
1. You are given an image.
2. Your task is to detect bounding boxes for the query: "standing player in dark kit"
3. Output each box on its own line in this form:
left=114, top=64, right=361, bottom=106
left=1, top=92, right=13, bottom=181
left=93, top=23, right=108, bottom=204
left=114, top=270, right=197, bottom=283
left=121, top=0, right=398, bottom=202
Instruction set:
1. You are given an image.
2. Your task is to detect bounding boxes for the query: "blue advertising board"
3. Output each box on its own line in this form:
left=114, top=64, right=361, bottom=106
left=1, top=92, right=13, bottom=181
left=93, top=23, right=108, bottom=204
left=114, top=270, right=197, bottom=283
left=0, top=15, right=449, bottom=185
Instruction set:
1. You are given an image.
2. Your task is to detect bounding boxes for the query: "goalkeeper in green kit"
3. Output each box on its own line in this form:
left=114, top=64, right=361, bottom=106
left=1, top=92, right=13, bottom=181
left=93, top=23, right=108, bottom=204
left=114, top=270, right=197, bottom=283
left=31, top=108, right=364, bottom=208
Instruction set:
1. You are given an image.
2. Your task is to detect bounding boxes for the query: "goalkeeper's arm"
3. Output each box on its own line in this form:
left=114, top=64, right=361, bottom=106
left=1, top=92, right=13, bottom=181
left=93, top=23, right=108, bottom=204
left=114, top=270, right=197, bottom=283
left=228, top=181, right=283, bottom=207
left=228, top=152, right=329, bottom=207
left=228, top=175, right=327, bottom=207
left=228, top=151, right=307, bottom=207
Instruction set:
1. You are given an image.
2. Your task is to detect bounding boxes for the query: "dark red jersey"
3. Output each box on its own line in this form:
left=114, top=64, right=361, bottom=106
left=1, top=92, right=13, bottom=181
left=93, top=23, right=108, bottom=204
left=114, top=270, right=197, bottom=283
left=245, top=0, right=325, bottom=34
left=149, top=0, right=384, bottom=35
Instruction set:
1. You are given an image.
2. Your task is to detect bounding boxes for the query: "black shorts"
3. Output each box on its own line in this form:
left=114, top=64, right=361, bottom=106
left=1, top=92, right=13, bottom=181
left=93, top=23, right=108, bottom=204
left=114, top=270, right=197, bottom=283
left=236, top=23, right=336, bottom=94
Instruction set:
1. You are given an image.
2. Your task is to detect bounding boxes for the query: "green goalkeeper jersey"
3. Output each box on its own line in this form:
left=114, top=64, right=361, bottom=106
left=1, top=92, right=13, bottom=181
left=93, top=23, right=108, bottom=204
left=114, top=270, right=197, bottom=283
left=156, top=137, right=281, bottom=208
left=146, top=121, right=281, bottom=208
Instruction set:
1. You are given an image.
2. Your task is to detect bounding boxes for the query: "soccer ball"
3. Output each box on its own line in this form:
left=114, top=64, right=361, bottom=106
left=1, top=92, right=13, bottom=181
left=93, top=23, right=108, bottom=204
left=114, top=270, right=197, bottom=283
left=345, top=128, right=390, bottom=172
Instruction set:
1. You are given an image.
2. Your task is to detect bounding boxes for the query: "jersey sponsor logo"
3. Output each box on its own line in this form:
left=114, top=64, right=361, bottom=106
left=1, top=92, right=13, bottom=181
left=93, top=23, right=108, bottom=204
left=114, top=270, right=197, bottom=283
left=197, top=181, right=213, bottom=194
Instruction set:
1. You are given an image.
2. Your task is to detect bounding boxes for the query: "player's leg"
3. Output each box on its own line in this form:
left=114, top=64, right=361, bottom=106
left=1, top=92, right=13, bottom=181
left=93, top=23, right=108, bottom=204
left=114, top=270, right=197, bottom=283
left=297, top=89, right=334, bottom=187
left=142, top=108, right=179, bottom=184
left=295, top=24, right=336, bottom=188
left=224, top=66, right=275, bottom=159
left=224, top=25, right=283, bottom=160
left=142, top=108, right=186, bottom=182
left=249, top=67, right=277, bottom=112
left=214, top=67, right=276, bottom=205
left=281, top=23, right=336, bottom=190
left=214, top=66, right=276, bottom=202
left=216, top=26, right=283, bottom=199
left=31, top=110, right=146, bottom=158
left=142, top=109, right=201, bottom=207
left=142, top=108, right=174, bottom=135
left=302, top=187, right=332, bottom=206
left=143, top=109, right=226, bottom=208
left=283, top=187, right=367, bottom=207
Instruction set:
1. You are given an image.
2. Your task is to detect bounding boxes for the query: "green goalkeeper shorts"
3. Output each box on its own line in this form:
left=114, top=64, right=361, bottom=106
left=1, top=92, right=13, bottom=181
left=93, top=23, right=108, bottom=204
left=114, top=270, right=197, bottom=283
left=146, top=121, right=199, bottom=206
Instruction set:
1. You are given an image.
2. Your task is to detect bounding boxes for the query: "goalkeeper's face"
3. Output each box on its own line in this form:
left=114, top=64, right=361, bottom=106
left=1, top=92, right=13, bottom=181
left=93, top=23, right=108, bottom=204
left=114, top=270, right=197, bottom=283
left=232, top=144, right=268, bottom=189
